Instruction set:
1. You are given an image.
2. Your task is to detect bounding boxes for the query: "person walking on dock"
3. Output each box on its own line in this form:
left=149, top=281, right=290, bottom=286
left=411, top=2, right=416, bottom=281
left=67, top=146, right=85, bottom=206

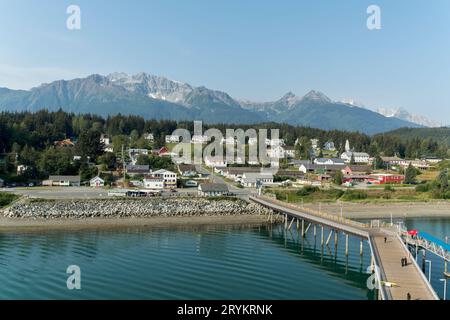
left=384, top=237, right=387, bottom=243
left=401, top=257, right=405, bottom=267
left=407, top=292, right=411, bottom=300
left=404, top=257, right=408, bottom=266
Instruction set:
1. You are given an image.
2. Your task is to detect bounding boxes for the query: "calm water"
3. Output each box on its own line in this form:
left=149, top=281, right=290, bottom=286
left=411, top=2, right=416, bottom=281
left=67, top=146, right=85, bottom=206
left=0, top=218, right=447, bottom=300
left=403, top=217, right=449, bottom=300
left=0, top=223, right=375, bottom=300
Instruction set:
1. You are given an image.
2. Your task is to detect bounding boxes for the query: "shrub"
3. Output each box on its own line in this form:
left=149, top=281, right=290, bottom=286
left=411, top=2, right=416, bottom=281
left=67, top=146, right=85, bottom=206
left=384, top=184, right=395, bottom=192
left=415, top=183, right=430, bottom=193
left=0, top=192, right=18, bottom=207
left=296, top=185, right=319, bottom=196
left=340, top=190, right=368, bottom=201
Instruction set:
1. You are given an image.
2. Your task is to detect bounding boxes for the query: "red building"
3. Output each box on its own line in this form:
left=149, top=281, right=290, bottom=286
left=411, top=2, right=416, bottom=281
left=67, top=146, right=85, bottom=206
left=369, top=174, right=405, bottom=184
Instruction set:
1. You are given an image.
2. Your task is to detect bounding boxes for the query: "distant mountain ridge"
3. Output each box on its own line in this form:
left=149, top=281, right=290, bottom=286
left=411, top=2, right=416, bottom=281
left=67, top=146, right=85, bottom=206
left=0, top=72, right=421, bottom=134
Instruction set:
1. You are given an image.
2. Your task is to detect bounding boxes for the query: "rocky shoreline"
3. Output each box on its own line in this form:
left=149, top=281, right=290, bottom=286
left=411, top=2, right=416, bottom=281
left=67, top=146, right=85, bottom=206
left=3, top=198, right=273, bottom=219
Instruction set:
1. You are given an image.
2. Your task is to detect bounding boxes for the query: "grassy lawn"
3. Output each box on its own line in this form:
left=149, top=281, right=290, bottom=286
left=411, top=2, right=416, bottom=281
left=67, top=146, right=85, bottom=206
left=266, top=186, right=441, bottom=204
left=0, top=192, right=20, bottom=208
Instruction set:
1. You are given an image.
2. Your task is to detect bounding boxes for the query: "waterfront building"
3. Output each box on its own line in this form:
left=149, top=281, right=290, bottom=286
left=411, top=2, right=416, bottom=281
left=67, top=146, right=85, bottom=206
left=90, top=176, right=105, bottom=188
left=125, top=165, right=150, bottom=176
left=151, top=169, right=177, bottom=189
left=369, top=173, right=405, bottom=184
left=241, top=172, right=274, bottom=188
left=143, top=176, right=165, bottom=190
left=198, top=183, right=229, bottom=197
left=43, top=175, right=81, bottom=187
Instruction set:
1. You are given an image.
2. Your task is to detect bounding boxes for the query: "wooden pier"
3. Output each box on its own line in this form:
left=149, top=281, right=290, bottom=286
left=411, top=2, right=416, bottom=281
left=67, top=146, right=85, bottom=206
left=250, top=195, right=440, bottom=300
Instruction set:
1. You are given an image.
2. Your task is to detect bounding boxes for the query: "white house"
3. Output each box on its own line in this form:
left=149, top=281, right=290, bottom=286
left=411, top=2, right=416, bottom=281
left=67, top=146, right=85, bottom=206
left=340, top=152, right=370, bottom=164
left=143, top=176, right=165, bottom=190
left=144, top=133, right=154, bottom=142
left=314, top=158, right=345, bottom=166
left=151, top=169, right=177, bottom=189
left=17, top=165, right=28, bottom=175
left=265, top=138, right=285, bottom=147
left=248, top=137, right=258, bottom=145
left=284, top=146, right=296, bottom=158
left=220, top=137, right=235, bottom=145
left=198, top=183, right=229, bottom=197
left=129, top=148, right=149, bottom=165
left=100, top=134, right=111, bottom=146
left=241, top=172, right=274, bottom=188
left=165, top=135, right=180, bottom=143
left=44, top=176, right=81, bottom=187
left=310, top=139, right=319, bottom=150
left=323, top=141, right=336, bottom=151
left=90, top=176, right=105, bottom=188
left=192, top=135, right=209, bottom=144
left=267, top=146, right=285, bottom=159
left=205, top=157, right=228, bottom=168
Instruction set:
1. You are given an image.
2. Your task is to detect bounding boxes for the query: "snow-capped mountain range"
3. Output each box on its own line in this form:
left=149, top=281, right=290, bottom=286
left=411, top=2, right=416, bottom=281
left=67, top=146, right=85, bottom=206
left=0, top=72, right=426, bottom=134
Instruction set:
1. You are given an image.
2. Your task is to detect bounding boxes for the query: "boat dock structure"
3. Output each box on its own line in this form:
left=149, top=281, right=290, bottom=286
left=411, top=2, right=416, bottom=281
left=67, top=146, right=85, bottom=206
left=249, top=195, right=444, bottom=300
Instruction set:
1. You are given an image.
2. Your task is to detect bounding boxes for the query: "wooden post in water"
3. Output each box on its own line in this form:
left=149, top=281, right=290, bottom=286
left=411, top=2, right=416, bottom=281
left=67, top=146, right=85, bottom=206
left=334, top=231, right=338, bottom=248
left=301, top=219, right=305, bottom=237
left=296, top=218, right=299, bottom=230
left=345, top=234, right=349, bottom=256
left=360, top=239, right=364, bottom=256
left=321, top=225, right=324, bottom=246
left=284, top=214, right=288, bottom=230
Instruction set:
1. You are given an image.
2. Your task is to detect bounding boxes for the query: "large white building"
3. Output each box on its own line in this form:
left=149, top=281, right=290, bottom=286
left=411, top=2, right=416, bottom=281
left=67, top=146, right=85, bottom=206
left=165, top=135, right=180, bottom=143
left=151, top=169, right=177, bottom=189
left=143, top=176, right=165, bottom=190
left=340, top=152, right=370, bottom=164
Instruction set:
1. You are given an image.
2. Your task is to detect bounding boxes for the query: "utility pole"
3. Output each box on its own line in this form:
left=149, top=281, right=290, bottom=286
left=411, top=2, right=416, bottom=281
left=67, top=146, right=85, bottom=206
left=122, top=144, right=126, bottom=182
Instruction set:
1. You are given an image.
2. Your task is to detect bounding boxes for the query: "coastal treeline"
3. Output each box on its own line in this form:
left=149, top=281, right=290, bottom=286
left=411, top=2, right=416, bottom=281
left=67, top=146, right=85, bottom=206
left=0, top=110, right=449, bottom=182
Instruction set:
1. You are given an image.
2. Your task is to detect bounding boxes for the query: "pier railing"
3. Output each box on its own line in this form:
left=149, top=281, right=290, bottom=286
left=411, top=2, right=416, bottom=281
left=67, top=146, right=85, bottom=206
left=253, top=195, right=369, bottom=230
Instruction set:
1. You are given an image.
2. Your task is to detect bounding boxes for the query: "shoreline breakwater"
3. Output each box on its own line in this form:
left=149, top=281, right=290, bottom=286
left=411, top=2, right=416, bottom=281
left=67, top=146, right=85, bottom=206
left=2, top=198, right=273, bottom=219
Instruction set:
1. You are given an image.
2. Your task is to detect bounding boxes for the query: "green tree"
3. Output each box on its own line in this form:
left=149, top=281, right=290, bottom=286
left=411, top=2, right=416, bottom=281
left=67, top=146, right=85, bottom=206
left=332, top=170, right=344, bottom=185
left=404, top=163, right=417, bottom=184
left=76, top=130, right=103, bottom=161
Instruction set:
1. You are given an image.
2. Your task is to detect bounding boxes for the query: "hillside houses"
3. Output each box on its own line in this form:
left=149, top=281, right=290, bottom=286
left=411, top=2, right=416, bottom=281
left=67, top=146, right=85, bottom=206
left=313, top=158, right=345, bottom=166
left=241, top=172, right=274, bottom=188
left=341, top=151, right=370, bottom=164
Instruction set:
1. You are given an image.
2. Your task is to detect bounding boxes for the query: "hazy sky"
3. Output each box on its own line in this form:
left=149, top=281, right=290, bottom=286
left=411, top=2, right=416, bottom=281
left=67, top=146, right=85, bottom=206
left=0, top=0, right=449, bottom=123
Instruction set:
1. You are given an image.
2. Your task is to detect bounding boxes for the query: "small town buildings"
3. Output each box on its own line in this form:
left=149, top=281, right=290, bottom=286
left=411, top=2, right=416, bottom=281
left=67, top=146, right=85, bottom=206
left=298, top=163, right=343, bottom=174
left=104, top=145, right=114, bottom=153
left=404, top=160, right=430, bottom=170
left=267, top=146, right=285, bottom=159
left=314, top=158, right=345, bottom=166
left=220, top=137, right=235, bottom=145
left=54, top=139, right=75, bottom=147
left=184, top=180, right=198, bottom=187
left=310, top=139, right=319, bottom=150
left=90, top=176, right=105, bottom=188
left=144, top=133, right=154, bottom=142
left=205, top=157, right=227, bottom=168
left=380, top=156, right=407, bottom=167
left=369, top=173, right=405, bottom=185
left=192, top=135, right=209, bottom=144
left=323, top=141, right=336, bottom=151
left=221, top=167, right=261, bottom=181
left=198, top=183, right=229, bottom=197
left=341, top=165, right=372, bottom=175
left=340, top=152, right=370, bottom=164
left=44, top=176, right=81, bottom=187
left=100, top=134, right=111, bottom=146
left=284, top=146, right=296, bottom=158
left=151, top=169, right=177, bottom=189
left=248, top=137, right=258, bottom=145
left=423, top=156, right=442, bottom=164
left=143, top=176, right=165, bottom=190
left=17, top=165, right=28, bottom=175
left=178, top=164, right=198, bottom=177
left=241, top=172, right=274, bottom=188
left=129, top=149, right=149, bottom=165
left=290, top=159, right=312, bottom=167
left=125, top=165, right=150, bottom=176
left=165, top=135, right=180, bottom=143
left=265, top=138, right=285, bottom=147
left=151, top=146, right=170, bottom=157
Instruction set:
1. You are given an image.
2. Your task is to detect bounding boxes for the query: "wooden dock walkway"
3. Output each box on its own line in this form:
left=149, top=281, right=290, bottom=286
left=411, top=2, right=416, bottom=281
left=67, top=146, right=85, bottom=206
left=371, top=233, right=438, bottom=300
left=250, top=195, right=439, bottom=300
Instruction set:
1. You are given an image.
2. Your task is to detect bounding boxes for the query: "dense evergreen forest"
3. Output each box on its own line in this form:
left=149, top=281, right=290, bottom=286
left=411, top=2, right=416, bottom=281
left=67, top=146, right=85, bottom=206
left=0, top=110, right=448, bottom=182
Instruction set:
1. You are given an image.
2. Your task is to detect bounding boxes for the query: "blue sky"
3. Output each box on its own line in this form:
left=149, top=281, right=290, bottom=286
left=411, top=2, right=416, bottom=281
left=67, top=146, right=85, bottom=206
left=0, top=0, right=449, bottom=123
